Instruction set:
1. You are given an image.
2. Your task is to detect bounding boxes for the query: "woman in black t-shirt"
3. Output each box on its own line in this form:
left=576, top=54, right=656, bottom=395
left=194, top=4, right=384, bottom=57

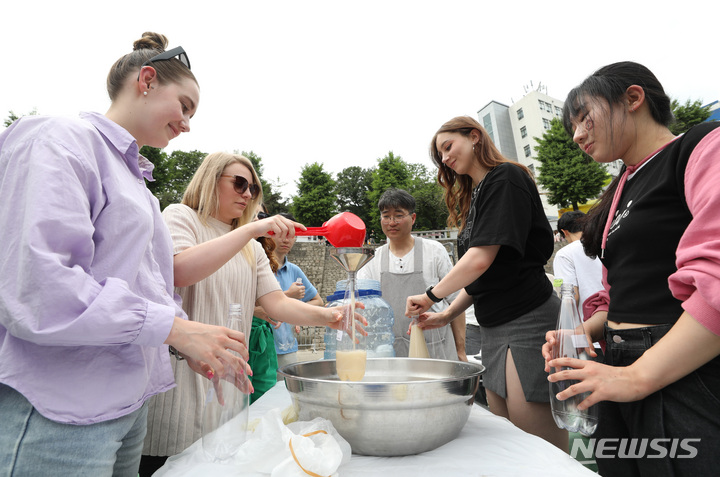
left=406, top=116, right=565, bottom=450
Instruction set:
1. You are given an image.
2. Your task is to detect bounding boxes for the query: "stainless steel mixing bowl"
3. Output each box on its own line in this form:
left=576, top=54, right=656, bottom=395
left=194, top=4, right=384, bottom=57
left=278, top=358, right=485, bottom=456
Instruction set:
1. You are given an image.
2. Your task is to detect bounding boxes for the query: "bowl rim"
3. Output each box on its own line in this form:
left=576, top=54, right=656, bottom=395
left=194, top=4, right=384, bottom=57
left=278, top=357, right=486, bottom=385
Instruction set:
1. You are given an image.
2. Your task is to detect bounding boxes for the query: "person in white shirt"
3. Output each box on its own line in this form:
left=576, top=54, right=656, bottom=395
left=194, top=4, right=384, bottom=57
left=358, top=188, right=466, bottom=360
left=552, top=211, right=603, bottom=318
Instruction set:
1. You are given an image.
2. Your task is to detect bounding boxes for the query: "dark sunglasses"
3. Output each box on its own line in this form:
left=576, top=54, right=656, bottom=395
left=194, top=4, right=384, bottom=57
left=221, top=174, right=261, bottom=199
left=142, top=46, right=191, bottom=70
left=256, top=211, right=270, bottom=220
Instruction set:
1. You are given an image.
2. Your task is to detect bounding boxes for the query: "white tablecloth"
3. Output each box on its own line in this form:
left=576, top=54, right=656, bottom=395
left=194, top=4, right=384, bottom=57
left=155, top=382, right=596, bottom=477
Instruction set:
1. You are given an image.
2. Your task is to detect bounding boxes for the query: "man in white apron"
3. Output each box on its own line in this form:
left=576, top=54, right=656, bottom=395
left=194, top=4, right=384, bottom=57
left=358, top=188, right=465, bottom=359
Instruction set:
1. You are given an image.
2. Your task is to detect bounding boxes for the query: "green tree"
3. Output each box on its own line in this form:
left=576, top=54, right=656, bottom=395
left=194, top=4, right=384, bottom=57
left=335, top=166, right=373, bottom=226
left=241, top=150, right=288, bottom=214
left=263, top=176, right=290, bottom=215
left=291, top=162, right=336, bottom=227
left=406, top=163, right=447, bottom=231
left=368, top=152, right=411, bottom=235
left=142, top=146, right=205, bottom=210
left=4, top=108, right=38, bottom=128
left=242, top=150, right=265, bottom=182
left=536, top=118, right=607, bottom=211
left=670, top=98, right=711, bottom=135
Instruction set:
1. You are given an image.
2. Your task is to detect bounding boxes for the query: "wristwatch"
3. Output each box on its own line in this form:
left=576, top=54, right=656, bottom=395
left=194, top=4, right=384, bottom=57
left=425, top=286, right=443, bottom=303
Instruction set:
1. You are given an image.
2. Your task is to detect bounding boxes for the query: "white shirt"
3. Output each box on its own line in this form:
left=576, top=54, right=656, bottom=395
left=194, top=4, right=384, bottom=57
left=552, top=240, right=603, bottom=318
left=358, top=238, right=459, bottom=312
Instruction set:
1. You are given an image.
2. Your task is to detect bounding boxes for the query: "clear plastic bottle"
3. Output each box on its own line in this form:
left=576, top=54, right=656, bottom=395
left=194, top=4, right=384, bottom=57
left=548, top=282, right=599, bottom=436
left=324, top=279, right=394, bottom=359
left=201, top=303, right=250, bottom=461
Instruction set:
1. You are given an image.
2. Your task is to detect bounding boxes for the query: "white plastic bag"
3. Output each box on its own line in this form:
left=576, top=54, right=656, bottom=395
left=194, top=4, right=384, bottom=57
left=240, top=408, right=351, bottom=476
left=155, top=407, right=351, bottom=477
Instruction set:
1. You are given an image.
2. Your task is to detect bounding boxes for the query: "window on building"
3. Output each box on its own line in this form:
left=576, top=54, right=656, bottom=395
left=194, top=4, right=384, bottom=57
left=538, top=99, right=544, bottom=110
left=520, top=126, right=527, bottom=138
left=483, top=114, right=494, bottom=144
left=543, top=118, right=551, bottom=130
left=517, top=108, right=524, bottom=120
left=555, top=106, right=563, bottom=116
left=546, top=102, right=553, bottom=113
left=524, top=145, right=531, bottom=157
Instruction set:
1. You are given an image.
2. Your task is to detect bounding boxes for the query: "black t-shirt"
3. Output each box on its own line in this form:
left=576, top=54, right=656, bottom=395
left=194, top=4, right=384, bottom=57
left=603, top=122, right=720, bottom=325
left=458, top=162, right=553, bottom=327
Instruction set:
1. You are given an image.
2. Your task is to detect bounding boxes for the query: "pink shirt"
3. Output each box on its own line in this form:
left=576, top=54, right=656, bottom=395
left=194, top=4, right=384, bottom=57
left=669, top=128, right=720, bottom=335
left=584, top=128, right=720, bottom=336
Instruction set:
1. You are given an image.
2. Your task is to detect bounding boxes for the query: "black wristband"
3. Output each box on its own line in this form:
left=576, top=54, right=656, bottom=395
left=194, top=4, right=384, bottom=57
left=169, top=345, right=185, bottom=361
left=425, top=286, right=442, bottom=303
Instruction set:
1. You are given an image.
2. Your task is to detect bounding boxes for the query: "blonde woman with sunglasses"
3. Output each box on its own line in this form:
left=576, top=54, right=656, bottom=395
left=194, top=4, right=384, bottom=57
left=0, top=32, right=248, bottom=477
left=141, top=152, right=355, bottom=474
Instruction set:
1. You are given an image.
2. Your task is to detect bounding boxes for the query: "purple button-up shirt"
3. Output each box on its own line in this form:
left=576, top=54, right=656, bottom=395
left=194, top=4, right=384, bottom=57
left=0, top=112, right=185, bottom=424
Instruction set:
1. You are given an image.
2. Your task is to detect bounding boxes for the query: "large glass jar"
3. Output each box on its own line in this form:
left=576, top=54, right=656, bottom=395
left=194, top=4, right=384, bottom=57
left=324, top=279, right=395, bottom=359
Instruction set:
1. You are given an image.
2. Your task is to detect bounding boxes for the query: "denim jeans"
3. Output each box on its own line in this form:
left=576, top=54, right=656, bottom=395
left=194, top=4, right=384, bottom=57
left=0, top=383, right=148, bottom=477
left=594, top=323, right=720, bottom=477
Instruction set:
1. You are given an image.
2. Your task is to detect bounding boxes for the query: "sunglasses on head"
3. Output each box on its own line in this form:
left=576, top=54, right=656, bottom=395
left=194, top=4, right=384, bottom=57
left=221, top=174, right=261, bottom=199
left=142, top=46, right=191, bottom=70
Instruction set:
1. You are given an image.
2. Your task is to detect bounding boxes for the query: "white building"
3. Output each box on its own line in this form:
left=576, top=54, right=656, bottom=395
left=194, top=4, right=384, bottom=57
left=476, top=100, right=518, bottom=161
left=478, top=88, right=622, bottom=219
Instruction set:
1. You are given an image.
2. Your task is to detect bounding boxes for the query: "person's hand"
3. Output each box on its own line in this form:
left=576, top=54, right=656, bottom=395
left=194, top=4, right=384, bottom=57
left=285, top=281, right=305, bottom=300
left=413, top=311, right=452, bottom=331
left=542, top=329, right=597, bottom=373
left=186, top=355, right=255, bottom=403
left=542, top=330, right=559, bottom=372
left=326, top=303, right=368, bottom=337
left=406, top=293, right=434, bottom=317
left=546, top=358, right=648, bottom=410
left=209, top=356, right=255, bottom=404
left=250, top=215, right=305, bottom=240
left=166, top=317, right=250, bottom=382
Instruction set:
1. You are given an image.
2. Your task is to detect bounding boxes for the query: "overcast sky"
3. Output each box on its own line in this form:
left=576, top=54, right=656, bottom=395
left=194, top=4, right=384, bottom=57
left=3, top=1, right=717, bottom=199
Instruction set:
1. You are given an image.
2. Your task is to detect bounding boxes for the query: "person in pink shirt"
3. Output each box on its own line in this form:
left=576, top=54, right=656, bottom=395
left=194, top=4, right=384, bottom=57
left=0, top=32, right=248, bottom=476
left=543, top=62, right=720, bottom=475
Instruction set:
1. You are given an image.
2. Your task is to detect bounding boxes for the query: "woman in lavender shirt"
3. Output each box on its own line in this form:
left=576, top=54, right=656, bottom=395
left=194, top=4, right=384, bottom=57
left=0, top=32, right=248, bottom=476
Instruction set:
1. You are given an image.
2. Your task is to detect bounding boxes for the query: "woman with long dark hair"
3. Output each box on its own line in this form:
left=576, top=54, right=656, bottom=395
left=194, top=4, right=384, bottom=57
left=543, top=61, right=720, bottom=475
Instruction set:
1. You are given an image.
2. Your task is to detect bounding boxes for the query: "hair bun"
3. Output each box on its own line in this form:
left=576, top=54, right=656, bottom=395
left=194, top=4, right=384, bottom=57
left=133, top=31, right=169, bottom=52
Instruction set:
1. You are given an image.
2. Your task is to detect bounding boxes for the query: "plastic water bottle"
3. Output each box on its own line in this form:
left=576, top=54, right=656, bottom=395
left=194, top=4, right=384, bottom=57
left=548, top=282, right=598, bottom=436
left=201, top=303, right=250, bottom=461
left=324, top=279, right=395, bottom=359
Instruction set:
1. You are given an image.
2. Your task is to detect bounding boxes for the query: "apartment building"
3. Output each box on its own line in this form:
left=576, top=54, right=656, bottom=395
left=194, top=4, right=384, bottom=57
left=478, top=88, right=622, bottom=219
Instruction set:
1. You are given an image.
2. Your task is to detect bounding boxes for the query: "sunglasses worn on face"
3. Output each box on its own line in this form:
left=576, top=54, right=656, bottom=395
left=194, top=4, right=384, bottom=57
left=221, top=174, right=261, bottom=199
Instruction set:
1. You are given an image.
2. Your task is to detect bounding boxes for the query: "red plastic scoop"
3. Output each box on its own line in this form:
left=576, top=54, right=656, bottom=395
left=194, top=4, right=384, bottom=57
left=273, top=212, right=366, bottom=248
